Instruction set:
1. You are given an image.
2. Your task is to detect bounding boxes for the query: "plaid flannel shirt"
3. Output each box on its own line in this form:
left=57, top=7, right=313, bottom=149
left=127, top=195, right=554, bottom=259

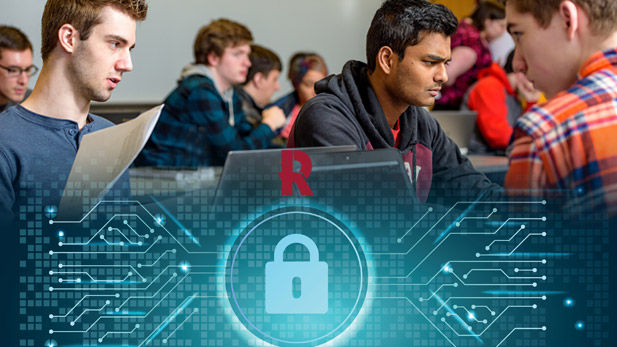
left=505, top=48, right=617, bottom=214
left=137, top=74, right=274, bottom=168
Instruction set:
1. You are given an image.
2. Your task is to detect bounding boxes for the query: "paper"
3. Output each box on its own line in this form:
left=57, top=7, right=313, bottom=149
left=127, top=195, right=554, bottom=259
left=58, top=104, right=163, bottom=219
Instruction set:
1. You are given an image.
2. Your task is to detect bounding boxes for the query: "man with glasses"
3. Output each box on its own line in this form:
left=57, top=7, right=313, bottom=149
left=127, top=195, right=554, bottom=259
left=0, top=26, right=37, bottom=113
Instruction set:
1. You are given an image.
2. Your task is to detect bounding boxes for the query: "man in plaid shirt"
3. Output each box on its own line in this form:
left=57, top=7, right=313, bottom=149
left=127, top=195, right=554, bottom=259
left=136, top=19, right=285, bottom=168
left=503, top=0, right=617, bottom=215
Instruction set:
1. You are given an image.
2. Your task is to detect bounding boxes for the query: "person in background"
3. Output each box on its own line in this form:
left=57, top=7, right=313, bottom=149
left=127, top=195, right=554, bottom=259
left=0, top=26, right=36, bottom=113
left=274, top=52, right=328, bottom=140
left=289, top=0, right=500, bottom=204
left=434, top=0, right=506, bottom=110
left=464, top=50, right=541, bottom=155
left=503, top=0, right=617, bottom=216
left=136, top=19, right=285, bottom=168
left=236, top=44, right=285, bottom=131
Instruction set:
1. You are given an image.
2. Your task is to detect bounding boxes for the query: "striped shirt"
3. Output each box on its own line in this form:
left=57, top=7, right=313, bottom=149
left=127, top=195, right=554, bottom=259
left=505, top=48, right=617, bottom=215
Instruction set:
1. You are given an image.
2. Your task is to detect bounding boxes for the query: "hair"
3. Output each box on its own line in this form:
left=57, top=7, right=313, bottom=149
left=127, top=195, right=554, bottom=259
left=504, top=49, right=515, bottom=74
left=0, top=26, right=33, bottom=59
left=471, top=1, right=505, bottom=31
left=243, top=44, right=282, bottom=86
left=500, top=0, right=617, bottom=37
left=41, top=0, right=148, bottom=62
left=194, top=19, right=253, bottom=65
left=288, top=53, right=328, bottom=89
left=366, top=0, right=458, bottom=72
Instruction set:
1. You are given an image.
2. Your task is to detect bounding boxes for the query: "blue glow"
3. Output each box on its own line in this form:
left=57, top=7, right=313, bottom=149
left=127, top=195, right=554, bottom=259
left=144, top=295, right=196, bottom=345
left=575, top=321, right=584, bottom=330
left=483, top=291, right=565, bottom=295
left=487, top=253, right=572, bottom=258
left=150, top=195, right=202, bottom=247
left=564, top=298, right=575, bottom=307
left=105, top=311, right=146, bottom=316
left=221, top=203, right=372, bottom=347
left=44, top=339, right=58, bottom=347
left=44, top=205, right=58, bottom=219
left=432, top=291, right=484, bottom=344
left=153, top=214, right=166, bottom=226
left=434, top=191, right=486, bottom=244
left=484, top=221, right=526, bottom=226
left=57, top=231, right=64, bottom=238
left=179, top=261, right=191, bottom=273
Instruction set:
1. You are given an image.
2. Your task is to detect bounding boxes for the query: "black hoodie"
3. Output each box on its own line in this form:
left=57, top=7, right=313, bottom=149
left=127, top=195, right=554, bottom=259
left=289, top=60, right=501, bottom=204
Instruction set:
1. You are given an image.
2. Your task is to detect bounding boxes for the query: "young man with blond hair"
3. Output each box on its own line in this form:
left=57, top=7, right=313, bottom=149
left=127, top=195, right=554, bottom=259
left=0, top=0, right=148, bottom=343
left=0, top=26, right=36, bottom=113
left=137, top=19, right=286, bottom=168
left=502, top=0, right=617, bottom=215
left=0, top=0, right=148, bottom=221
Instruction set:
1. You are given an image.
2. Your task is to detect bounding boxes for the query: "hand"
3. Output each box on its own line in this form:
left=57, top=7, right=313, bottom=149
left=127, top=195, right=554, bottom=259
left=261, top=106, right=286, bottom=131
left=516, top=72, right=542, bottom=102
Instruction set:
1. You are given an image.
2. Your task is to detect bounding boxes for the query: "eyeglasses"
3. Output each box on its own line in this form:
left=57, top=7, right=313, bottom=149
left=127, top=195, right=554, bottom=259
left=0, top=64, right=39, bottom=78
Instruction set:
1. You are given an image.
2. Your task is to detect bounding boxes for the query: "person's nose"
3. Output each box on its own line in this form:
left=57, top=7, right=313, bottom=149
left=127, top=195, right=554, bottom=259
left=16, top=70, right=28, bottom=85
left=513, top=48, right=527, bottom=75
left=116, top=49, right=133, bottom=72
left=435, top=63, right=448, bottom=84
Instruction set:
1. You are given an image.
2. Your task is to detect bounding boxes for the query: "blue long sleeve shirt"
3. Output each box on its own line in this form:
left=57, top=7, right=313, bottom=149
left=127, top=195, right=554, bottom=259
left=0, top=105, right=130, bottom=222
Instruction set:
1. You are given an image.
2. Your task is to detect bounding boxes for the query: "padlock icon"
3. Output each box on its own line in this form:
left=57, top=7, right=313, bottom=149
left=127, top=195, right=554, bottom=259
left=265, top=234, right=329, bottom=314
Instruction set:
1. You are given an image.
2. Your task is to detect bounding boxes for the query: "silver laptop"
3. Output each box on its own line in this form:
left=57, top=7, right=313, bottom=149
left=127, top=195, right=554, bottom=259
left=430, top=110, right=477, bottom=153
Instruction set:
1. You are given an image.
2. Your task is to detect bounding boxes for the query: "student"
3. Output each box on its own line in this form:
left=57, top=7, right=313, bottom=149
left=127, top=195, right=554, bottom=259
left=0, top=26, right=36, bottom=113
left=235, top=44, right=285, bottom=130
left=503, top=0, right=617, bottom=214
left=0, top=0, right=148, bottom=222
left=464, top=51, right=541, bottom=155
left=289, top=0, right=500, bottom=203
left=274, top=52, right=328, bottom=140
left=434, top=1, right=507, bottom=110
left=136, top=19, right=286, bottom=168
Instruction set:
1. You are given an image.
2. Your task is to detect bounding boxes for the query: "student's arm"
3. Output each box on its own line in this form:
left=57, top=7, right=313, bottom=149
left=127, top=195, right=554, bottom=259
left=445, top=46, right=477, bottom=87
left=423, top=111, right=503, bottom=202
left=291, top=95, right=365, bottom=148
left=467, top=78, right=513, bottom=149
left=504, top=129, right=547, bottom=191
left=0, top=148, right=16, bottom=222
left=187, top=85, right=275, bottom=163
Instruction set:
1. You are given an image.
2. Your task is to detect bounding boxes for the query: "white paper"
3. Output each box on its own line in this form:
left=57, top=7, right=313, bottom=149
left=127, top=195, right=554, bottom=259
left=58, top=104, right=163, bottom=218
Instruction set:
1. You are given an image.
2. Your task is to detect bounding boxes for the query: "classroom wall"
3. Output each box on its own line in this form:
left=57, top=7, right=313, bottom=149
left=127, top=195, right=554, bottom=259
left=1, top=0, right=381, bottom=104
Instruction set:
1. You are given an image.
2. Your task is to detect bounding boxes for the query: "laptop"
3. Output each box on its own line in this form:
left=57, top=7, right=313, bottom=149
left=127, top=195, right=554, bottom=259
left=430, top=110, right=477, bottom=154
left=212, top=146, right=416, bottom=208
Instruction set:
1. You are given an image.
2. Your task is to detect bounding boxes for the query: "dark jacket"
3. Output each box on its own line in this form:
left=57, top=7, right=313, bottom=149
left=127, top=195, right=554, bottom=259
left=289, top=60, right=500, bottom=204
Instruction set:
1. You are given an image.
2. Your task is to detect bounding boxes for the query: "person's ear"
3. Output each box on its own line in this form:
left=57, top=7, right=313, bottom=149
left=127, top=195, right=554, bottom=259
left=253, top=72, right=265, bottom=87
left=207, top=52, right=220, bottom=66
left=57, top=24, right=78, bottom=54
left=376, top=46, right=396, bottom=75
left=559, top=1, right=579, bottom=41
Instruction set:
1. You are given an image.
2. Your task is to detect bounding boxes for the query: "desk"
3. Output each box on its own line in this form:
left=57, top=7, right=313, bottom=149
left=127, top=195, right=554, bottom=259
left=468, top=155, right=509, bottom=185
left=469, top=155, right=509, bottom=173
left=130, top=166, right=222, bottom=196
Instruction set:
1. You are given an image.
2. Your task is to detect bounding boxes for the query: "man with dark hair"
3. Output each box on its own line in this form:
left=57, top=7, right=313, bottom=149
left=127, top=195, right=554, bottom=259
left=236, top=44, right=285, bottom=128
left=0, top=0, right=148, bottom=221
left=137, top=19, right=286, bottom=168
left=502, top=0, right=617, bottom=215
left=289, top=0, right=500, bottom=203
left=0, top=26, right=36, bottom=113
